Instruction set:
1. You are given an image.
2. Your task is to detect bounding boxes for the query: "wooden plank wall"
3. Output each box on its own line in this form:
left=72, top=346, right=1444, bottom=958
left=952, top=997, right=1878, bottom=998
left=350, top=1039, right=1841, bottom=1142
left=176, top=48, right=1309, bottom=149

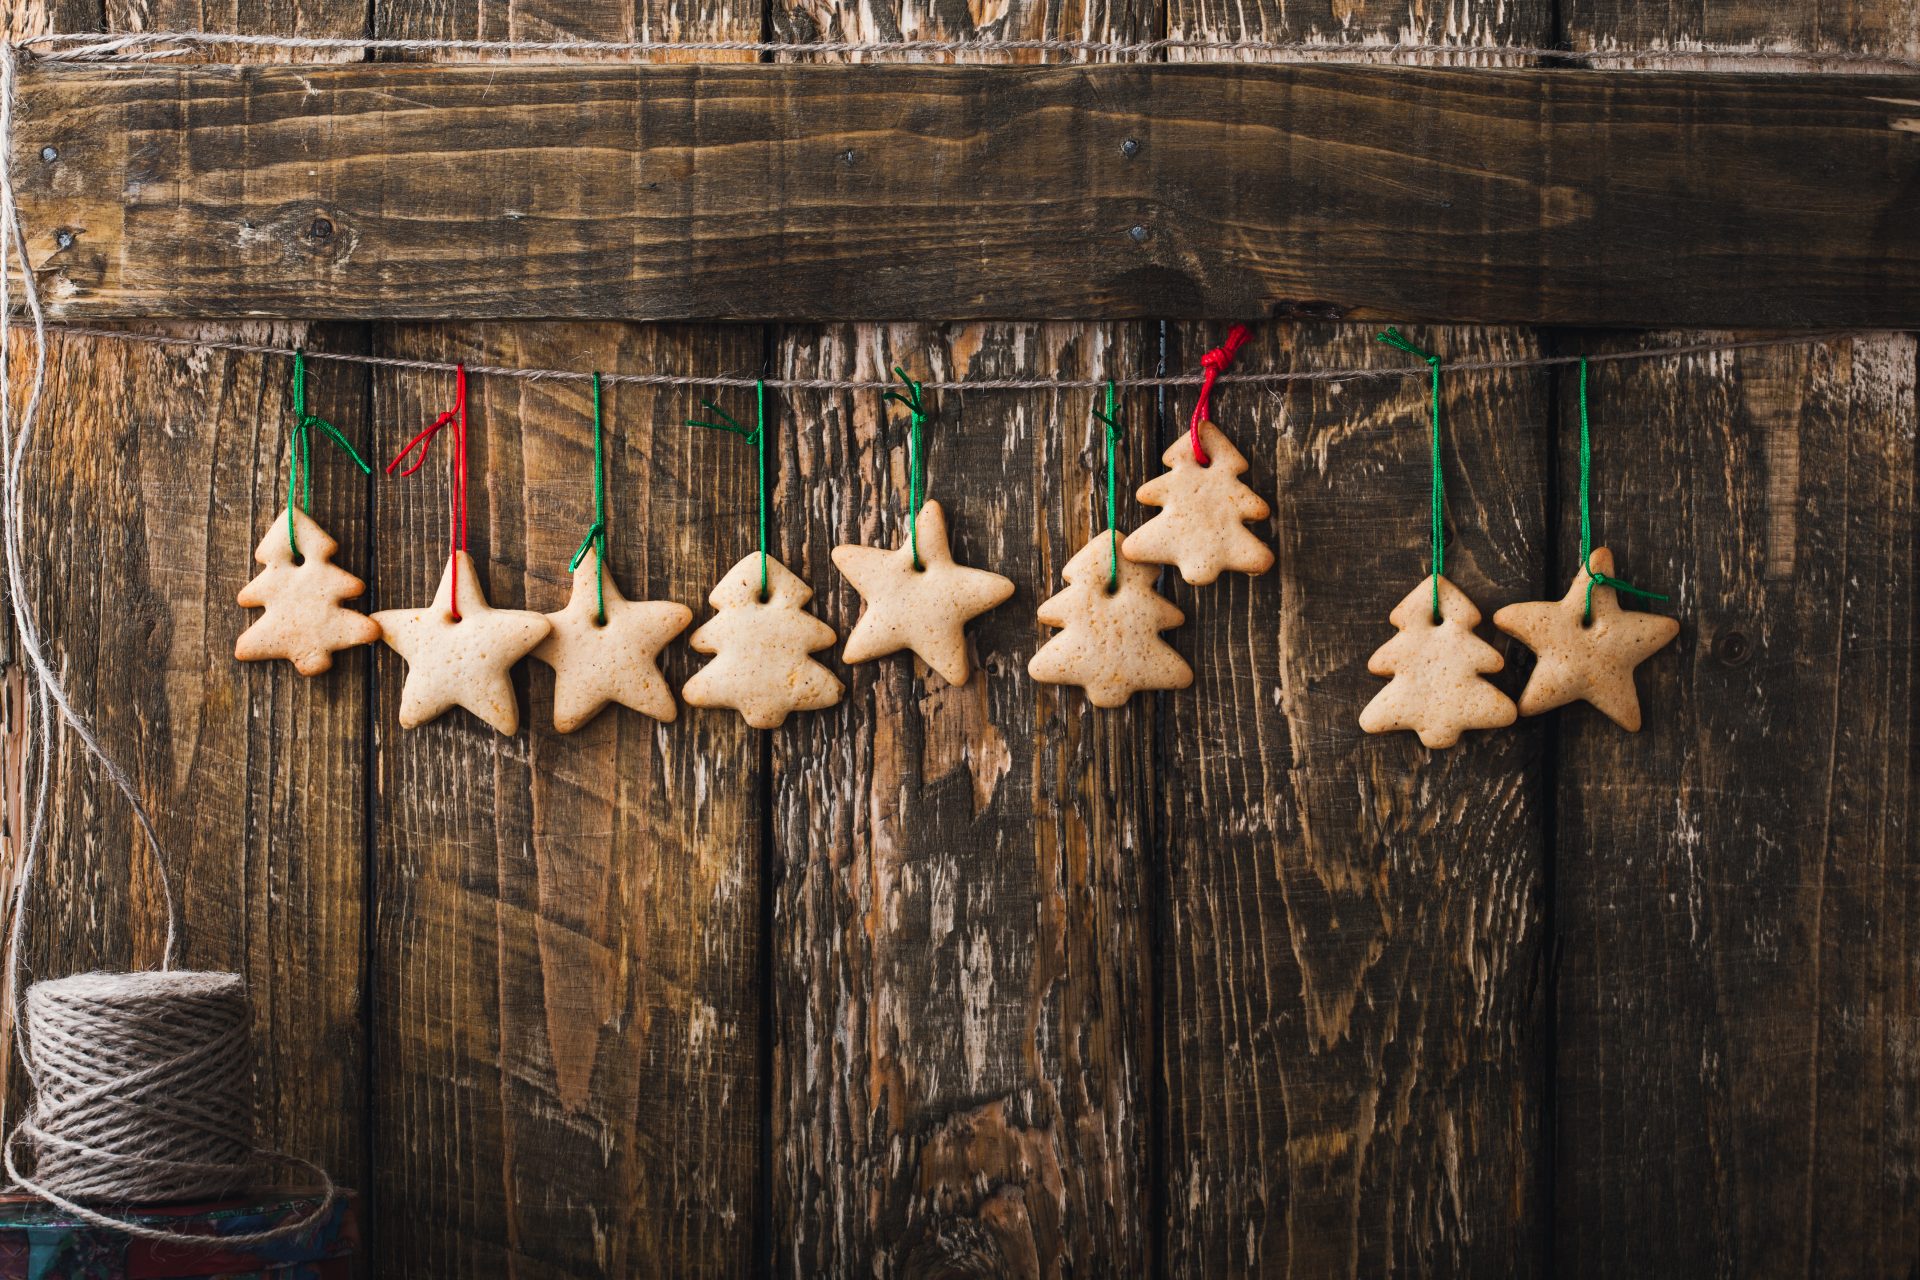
left=1, top=3, right=1914, bottom=1280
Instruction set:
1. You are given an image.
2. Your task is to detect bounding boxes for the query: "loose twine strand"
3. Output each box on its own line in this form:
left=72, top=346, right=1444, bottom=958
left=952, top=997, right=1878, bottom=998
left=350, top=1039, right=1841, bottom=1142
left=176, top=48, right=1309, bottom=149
left=13, top=29, right=1920, bottom=71
left=0, top=44, right=338, bottom=1249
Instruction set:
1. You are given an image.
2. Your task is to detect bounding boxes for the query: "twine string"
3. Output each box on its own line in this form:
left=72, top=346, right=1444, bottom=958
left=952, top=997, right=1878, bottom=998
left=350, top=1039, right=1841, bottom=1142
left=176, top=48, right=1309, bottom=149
left=568, top=372, right=608, bottom=622
left=687, top=380, right=770, bottom=599
left=285, top=350, right=371, bottom=561
left=1093, top=379, right=1124, bottom=588
left=1188, top=323, right=1250, bottom=464
left=386, top=364, right=469, bottom=619
left=882, top=367, right=927, bottom=568
left=1576, top=357, right=1668, bottom=621
left=1377, top=328, right=1445, bottom=621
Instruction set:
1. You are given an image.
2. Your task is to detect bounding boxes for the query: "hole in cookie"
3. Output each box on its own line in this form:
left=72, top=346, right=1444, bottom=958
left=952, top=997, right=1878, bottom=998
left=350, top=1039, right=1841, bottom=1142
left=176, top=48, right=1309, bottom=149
left=1580, top=614, right=1594, bottom=630
left=593, top=613, right=608, bottom=628
left=912, top=561, right=927, bottom=574
left=756, top=589, right=771, bottom=604
left=1104, top=580, right=1120, bottom=597
left=291, top=553, right=305, bottom=567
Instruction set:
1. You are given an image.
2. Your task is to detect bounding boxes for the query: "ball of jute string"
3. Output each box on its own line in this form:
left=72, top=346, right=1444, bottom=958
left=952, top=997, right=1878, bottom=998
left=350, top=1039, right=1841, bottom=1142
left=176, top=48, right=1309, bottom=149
left=4, top=971, right=339, bottom=1249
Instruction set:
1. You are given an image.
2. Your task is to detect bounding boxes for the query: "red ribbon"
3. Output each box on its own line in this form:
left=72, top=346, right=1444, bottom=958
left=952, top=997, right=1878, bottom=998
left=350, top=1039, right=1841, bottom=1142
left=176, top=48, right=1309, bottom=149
left=1189, top=323, right=1251, bottom=465
left=387, top=364, right=469, bottom=619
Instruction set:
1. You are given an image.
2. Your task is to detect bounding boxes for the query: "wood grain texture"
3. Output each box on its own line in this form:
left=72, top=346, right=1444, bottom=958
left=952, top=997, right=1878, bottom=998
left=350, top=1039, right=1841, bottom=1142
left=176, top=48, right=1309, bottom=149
left=368, top=321, right=765, bottom=1278
left=770, top=322, right=1158, bottom=1279
left=3, top=320, right=371, bottom=1206
left=15, top=61, right=1920, bottom=326
left=1549, top=334, right=1920, bottom=1278
left=1565, top=0, right=1919, bottom=64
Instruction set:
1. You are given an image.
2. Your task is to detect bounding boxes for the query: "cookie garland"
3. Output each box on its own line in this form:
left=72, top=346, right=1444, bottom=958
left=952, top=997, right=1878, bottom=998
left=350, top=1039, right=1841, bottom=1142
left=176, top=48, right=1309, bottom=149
left=372, top=365, right=551, bottom=735
left=680, top=382, right=843, bottom=728
left=1493, top=359, right=1678, bottom=730
left=832, top=369, right=1014, bottom=686
left=533, top=374, right=692, bottom=732
left=1122, top=324, right=1275, bottom=584
left=235, top=352, right=381, bottom=676
left=1029, top=380, right=1193, bottom=707
left=1359, top=330, right=1516, bottom=747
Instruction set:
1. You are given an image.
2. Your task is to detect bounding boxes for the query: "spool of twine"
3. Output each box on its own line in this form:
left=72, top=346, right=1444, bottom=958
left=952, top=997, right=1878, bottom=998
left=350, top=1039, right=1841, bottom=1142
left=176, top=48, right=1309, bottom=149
left=17, top=971, right=254, bottom=1203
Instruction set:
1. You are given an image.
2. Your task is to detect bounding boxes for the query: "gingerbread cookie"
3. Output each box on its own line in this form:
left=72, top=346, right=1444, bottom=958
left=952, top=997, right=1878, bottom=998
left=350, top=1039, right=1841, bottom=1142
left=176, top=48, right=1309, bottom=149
left=235, top=507, right=381, bottom=676
left=1028, top=530, right=1191, bottom=708
left=372, top=551, right=551, bottom=734
left=533, top=546, right=692, bottom=732
left=683, top=553, right=842, bottom=729
left=832, top=500, right=1014, bottom=686
left=1122, top=420, right=1273, bottom=584
left=1492, top=547, right=1679, bottom=731
left=1359, top=575, right=1517, bottom=748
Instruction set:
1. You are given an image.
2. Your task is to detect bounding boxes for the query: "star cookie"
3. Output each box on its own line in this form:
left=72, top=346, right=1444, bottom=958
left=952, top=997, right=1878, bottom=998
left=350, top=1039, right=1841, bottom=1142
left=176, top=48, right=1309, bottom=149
left=1359, top=575, right=1518, bottom=748
left=1492, top=547, right=1680, bottom=731
left=372, top=550, right=552, bottom=734
left=235, top=507, right=381, bottom=676
left=1122, top=420, right=1274, bottom=584
left=831, top=500, right=1014, bottom=686
left=533, top=546, right=692, bottom=732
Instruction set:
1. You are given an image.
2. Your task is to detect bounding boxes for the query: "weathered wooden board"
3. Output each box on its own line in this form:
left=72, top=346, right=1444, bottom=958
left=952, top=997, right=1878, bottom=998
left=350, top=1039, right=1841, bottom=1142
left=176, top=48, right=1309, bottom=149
left=13, top=60, right=1920, bottom=326
left=3, top=319, right=372, bottom=1209
left=1550, top=334, right=1920, bottom=1276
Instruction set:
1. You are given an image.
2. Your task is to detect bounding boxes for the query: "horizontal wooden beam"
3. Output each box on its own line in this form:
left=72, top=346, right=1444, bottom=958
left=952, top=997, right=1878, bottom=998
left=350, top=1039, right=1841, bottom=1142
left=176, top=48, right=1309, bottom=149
left=12, top=61, right=1920, bottom=325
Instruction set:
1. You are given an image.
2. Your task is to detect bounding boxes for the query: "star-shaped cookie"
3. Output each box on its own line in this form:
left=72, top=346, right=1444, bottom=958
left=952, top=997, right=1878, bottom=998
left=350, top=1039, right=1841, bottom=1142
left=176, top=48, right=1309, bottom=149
left=533, top=546, right=692, bottom=732
left=831, top=500, right=1014, bottom=686
left=1492, top=547, right=1679, bottom=731
left=372, top=550, right=552, bottom=734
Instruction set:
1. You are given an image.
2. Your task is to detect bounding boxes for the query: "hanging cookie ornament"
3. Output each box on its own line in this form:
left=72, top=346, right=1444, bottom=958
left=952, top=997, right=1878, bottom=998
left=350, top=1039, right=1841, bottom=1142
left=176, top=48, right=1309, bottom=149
left=1494, top=359, right=1678, bottom=730
left=681, top=382, right=843, bottom=728
left=1358, top=330, right=1517, bottom=747
left=1123, top=323, right=1274, bottom=584
left=235, top=351, right=381, bottom=675
left=832, top=368, right=1014, bottom=686
left=1029, top=381, right=1192, bottom=707
left=372, top=365, right=551, bottom=734
left=533, top=374, right=692, bottom=731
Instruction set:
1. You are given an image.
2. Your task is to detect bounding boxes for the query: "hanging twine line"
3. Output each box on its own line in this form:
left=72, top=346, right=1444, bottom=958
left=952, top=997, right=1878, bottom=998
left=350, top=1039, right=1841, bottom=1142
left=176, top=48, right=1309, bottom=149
left=687, top=380, right=771, bottom=599
left=1376, top=328, right=1446, bottom=621
left=1188, top=322, right=1251, bottom=464
left=1092, top=378, right=1124, bottom=588
left=1576, top=357, right=1668, bottom=620
left=16, top=322, right=1870, bottom=393
left=14, top=29, right=1920, bottom=72
left=286, top=350, right=371, bottom=561
left=569, top=372, right=611, bottom=623
left=387, top=364, right=471, bottom=619
left=881, top=366, right=928, bottom=568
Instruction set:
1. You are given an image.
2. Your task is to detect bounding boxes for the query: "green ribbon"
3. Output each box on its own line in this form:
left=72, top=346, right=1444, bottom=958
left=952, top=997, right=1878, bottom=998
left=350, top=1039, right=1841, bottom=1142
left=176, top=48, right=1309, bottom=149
left=1092, top=379, right=1124, bottom=588
left=882, top=367, right=927, bottom=568
left=1576, top=357, right=1668, bottom=620
left=687, top=379, right=770, bottom=600
left=568, top=372, right=609, bottom=622
left=287, top=349, right=371, bottom=561
left=1376, top=328, right=1444, bottom=620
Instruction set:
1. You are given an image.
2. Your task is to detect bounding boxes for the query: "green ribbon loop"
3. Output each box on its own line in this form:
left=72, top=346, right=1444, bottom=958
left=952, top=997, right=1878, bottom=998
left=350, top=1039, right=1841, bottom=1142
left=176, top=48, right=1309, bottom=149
left=687, top=380, right=770, bottom=600
left=1576, top=357, right=1667, bottom=621
left=1092, top=379, right=1124, bottom=588
left=883, top=367, right=927, bottom=568
left=287, top=350, right=372, bottom=561
left=1376, top=328, right=1444, bottom=620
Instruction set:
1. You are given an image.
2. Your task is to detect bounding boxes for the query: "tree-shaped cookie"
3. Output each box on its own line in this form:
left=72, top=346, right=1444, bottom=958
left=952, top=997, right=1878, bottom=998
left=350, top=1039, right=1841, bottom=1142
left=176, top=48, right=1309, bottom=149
left=1028, top=532, right=1192, bottom=708
left=1122, top=420, right=1273, bottom=584
left=236, top=507, right=381, bottom=676
left=1359, top=575, right=1517, bottom=748
left=683, top=554, right=843, bottom=728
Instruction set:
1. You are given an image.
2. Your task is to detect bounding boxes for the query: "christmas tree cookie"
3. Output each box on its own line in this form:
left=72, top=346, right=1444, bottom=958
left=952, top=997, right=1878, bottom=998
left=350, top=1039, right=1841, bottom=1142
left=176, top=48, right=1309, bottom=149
left=1029, top=531, right=1191, bottom=708
left=683, top=554, right=842, bottom=728
left=235, top=507, right=381, bottom=676
left=1359, top=575, right=1517, bottom=748
left=1122, top=420, right=1273, bottom=584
